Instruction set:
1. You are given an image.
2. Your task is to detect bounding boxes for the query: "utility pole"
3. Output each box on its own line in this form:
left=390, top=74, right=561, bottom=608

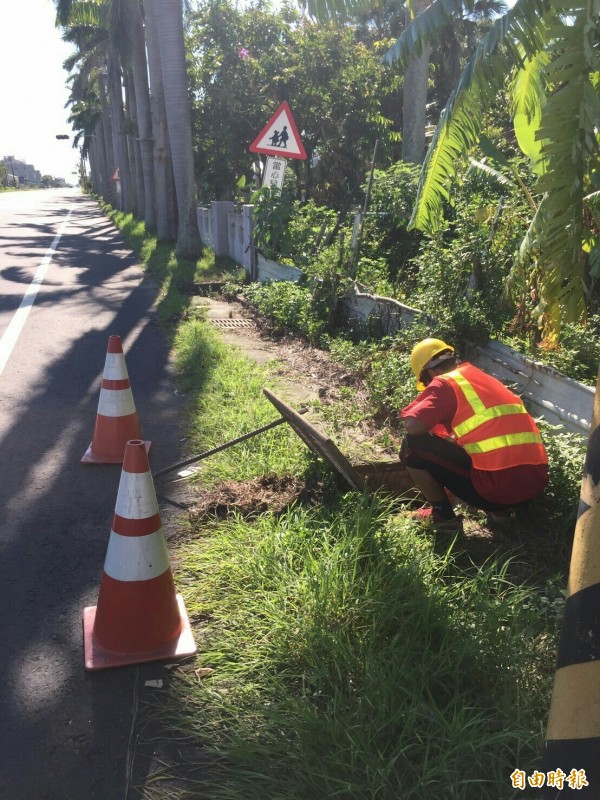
left=349, top=140, right=379, bottom=277
left=9, top=156, right=18, bottom=189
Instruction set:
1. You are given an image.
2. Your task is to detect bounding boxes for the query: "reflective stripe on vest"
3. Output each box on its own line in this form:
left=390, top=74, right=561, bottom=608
left=445, top=369, right=544, bottom=453
left=463, top=431, right=543, bottom=455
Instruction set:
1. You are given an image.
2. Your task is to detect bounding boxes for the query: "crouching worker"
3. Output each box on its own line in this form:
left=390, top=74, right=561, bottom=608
left=399, top=338, right=548, bottom=533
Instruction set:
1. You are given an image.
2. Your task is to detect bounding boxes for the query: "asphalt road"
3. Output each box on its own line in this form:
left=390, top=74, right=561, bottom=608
left=0, top=189, right=191, bottom=799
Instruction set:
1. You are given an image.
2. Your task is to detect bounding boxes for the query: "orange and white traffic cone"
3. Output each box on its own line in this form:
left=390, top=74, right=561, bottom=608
left=82, top=335, right=150, bottom=464
left=83, top=440, right=196, bottom=670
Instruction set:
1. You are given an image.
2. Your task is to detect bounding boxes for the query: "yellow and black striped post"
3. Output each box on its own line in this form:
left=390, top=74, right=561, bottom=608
left=541, top=372, right=600, bottom=798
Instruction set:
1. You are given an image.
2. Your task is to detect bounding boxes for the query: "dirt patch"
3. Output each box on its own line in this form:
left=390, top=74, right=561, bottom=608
left=191, top=294, right=566, bottom=579
left=196, top=295, right=397, bottom=460
left=188, top=473, right=309, bottom=524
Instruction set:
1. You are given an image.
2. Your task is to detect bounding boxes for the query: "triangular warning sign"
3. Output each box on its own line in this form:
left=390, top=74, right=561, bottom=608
left=249, top=101, right=307, bottom=160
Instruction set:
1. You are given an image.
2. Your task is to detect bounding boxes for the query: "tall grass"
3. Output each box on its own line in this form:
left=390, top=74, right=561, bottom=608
left=163, top=283, right=557, bottom=800
left=159, top=318, right=559, bottom=798
left=173, top=318, right=310, bottom=484
left=98, top=206, right=561, bottom=800
left=158, top=496, right=555, bottom=800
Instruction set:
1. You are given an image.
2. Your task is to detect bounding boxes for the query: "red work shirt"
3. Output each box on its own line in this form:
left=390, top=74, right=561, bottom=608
left=401, top=375, right=548, bottom=504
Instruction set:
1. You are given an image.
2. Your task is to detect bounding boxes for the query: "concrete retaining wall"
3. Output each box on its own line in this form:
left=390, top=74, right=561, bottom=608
left=257, top=253, right=303, bottom=283
left=466, top=340, right=594, bottom=436
left=343, top=284, right=424, bottom=333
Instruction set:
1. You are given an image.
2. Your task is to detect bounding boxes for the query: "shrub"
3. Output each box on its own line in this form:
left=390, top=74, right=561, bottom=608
left=286, top=200, right=342, bottom=271
left=534, top=317, right=600, bottom=386
left=250, top=187, right=296, bottom=262
left=244, top=280, right=328, bottom=343
left=536, top=422, right=586, bottom=535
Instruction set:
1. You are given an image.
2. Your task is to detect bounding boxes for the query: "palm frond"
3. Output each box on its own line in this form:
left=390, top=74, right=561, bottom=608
left=300, top=0, right=365, bottom=22
left=468, top=157, right=514, bottom=189
left=503, top=198, right=543, bottom=300
left=409, top=46, right=510, bottom=231
left=407, top=0, right=551, bottom=233
left=56, top=0, right=106, bottom=29
left=533, top=6, right=600, bottom=330
left=511, top=49, right=549, bottom=175
left=382, top=0, right=549, bottom=69
left=479, top=134, right=538, bottom=209
left=382, top=0, right=480, bottom=68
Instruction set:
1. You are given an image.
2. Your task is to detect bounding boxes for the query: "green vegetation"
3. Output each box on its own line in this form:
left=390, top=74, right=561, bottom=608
left=63, top=0, right=600, bottom=345
left=51, top=0, right=600, bottom=789
left=102, top=209, right=585, bottom=800
left=173, top=319, right=309, bottom=484
left=166, top=497, right=559, bottom=800
left=164, top=308, right=575, bottom=800
left=100, top=203, right=244, bottom=325
left=190, top=2, right=399, bottom=208
left=235, top=156, right=600, bottom=387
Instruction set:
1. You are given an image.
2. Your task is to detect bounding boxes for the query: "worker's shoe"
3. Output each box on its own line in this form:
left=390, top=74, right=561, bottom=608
left=411, top=507, right=463, bottom=534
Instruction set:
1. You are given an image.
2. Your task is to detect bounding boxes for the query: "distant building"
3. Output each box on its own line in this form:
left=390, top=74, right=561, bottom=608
left=3, top=156, right=25, bottom=185
left=2, top=155, right=45, bottom=186
left=25, top=163, right=41, bottom=184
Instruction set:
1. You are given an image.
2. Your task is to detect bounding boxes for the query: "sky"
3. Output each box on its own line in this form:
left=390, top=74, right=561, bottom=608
left=0, top=1, right=79, bottom=181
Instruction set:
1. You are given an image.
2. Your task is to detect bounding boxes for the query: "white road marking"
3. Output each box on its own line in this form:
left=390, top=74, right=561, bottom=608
left=0, top=206, right=73, bottom=377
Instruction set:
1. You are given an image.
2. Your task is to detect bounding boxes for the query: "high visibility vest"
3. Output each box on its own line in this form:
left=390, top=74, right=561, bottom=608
left=439, top=363, right=548, bottom=471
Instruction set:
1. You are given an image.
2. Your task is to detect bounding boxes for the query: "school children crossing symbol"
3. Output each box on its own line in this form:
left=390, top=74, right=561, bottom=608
left=249, top=101, right=307, bottom=160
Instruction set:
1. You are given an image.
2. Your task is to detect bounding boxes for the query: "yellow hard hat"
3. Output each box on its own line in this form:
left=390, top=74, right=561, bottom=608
left=410, top=338, right=455, bottom=390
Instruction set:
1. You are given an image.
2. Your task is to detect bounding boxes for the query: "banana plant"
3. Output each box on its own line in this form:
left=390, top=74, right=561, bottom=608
left=380, top=0, right=600, bottom=338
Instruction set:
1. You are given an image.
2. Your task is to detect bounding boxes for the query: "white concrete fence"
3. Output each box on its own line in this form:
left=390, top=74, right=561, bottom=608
left=197, top=201, right=595, bottom=437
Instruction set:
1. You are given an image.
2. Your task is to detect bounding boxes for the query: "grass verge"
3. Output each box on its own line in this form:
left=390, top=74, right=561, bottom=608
left=99, top=202, right=244, bottom=326
left=173, top=319, right=309, bottom=484
left=159, top=498, right=558, bottom=800
left=161, top=321, right=560, bottom=799
left=102, top=206, right=563, bottom=800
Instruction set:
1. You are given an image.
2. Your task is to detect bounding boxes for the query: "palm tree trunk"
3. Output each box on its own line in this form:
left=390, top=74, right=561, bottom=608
left=88, top=138, right=100, bottom=195
left=108, top=46, right=135, bottom=212
left=99, top=72, right=117, bottom=206
left=402, top=0, right=432, bottom=165
left=91, top=125, right=108, bottom=199
left=123, top=0, right=156, bottom=230
left=124, top=68, right=145, bottom=219
left=145, top=0, right=178, bottom=241
left=153, top=0, right=202, bottom=258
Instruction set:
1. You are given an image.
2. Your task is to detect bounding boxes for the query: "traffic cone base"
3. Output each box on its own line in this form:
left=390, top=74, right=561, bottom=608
left=83, top=593, right=196, bottom=671
left=82, top=437, right=150, bottom=464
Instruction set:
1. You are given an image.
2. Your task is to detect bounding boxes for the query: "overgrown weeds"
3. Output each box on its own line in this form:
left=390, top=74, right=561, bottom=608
left=102, top=205, right=571, bottom=800
left=164, top=310, right=563, bottom=800
left=158, top=497, right=558, bottom=800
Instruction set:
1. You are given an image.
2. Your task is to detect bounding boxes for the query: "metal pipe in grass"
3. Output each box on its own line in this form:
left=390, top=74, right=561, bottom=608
left=154, top=407, right=307, bottom=479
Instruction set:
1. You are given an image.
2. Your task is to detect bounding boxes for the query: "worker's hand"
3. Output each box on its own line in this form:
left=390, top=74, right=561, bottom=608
left=403, top=416, right=429, bottom=436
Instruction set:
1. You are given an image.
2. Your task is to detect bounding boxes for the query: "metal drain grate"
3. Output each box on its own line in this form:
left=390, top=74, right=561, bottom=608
left=209, top=318, right=255, bottom=329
